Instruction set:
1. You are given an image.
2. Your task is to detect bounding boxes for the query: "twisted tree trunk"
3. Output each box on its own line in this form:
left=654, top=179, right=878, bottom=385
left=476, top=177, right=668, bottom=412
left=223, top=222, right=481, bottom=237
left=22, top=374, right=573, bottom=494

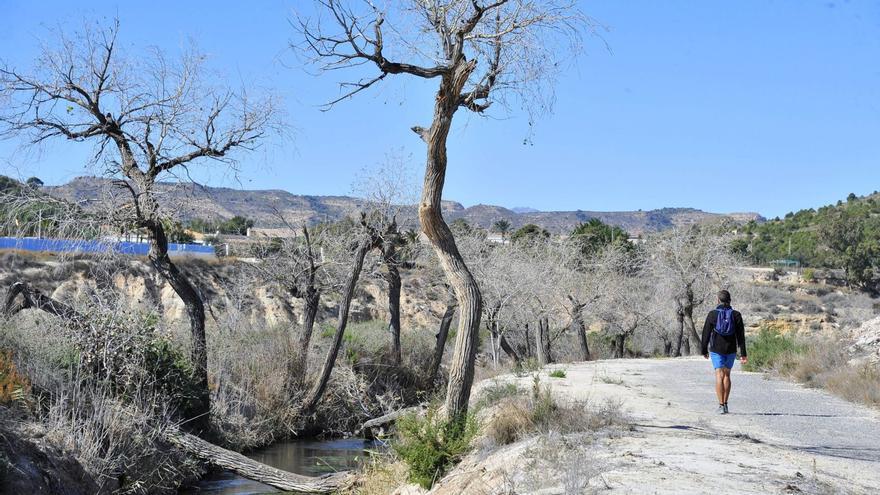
left=4, top=282, right=82, bottom=322
left=568, top=300, right=591, bottom=361
left=417, top=62, right=483, bottom=421
left=684, top=286, right=702, bottom=354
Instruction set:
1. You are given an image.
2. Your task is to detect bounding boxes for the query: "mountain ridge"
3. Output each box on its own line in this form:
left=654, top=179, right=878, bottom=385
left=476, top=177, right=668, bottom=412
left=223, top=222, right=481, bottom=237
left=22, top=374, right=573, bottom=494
left=44, top=176, right=764, bottom=235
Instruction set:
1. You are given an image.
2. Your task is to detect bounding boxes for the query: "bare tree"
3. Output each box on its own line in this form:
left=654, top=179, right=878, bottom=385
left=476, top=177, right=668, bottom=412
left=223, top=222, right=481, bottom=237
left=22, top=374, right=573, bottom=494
left=545, top=239, right=600, bottom=361
left=250, top=222, right=331, bottom=387
left=301, top=217, right=381, bottom=416
left=352, top=151, right=418, bottom=366
left=0, top=20, right=279, bottom=427
left=595, top=246, right=657, bottom=358
left=297, top=0, right=591, bottom=420
left=647, top=226, right=737, bottom=356
left=460, top=231, right=524, bottom=365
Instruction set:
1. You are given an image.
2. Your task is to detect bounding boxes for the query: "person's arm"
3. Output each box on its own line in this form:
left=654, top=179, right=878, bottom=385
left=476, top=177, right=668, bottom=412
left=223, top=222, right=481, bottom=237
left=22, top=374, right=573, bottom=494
left=736, top=312, right=747, bottom=360
left=700, top=312, right=712, bottom=356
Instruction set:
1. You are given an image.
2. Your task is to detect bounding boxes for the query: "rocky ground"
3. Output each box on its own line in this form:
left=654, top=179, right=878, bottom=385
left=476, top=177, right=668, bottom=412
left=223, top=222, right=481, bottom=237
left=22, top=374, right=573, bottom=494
left=426, top=358, right=880, bottom=495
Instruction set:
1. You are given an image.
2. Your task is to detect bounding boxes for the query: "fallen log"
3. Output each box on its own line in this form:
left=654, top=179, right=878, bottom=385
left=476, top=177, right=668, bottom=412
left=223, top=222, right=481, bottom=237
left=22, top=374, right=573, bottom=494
left=165, top=429, right=355, bottom=493
left=358, top=406, right=423, bottom=439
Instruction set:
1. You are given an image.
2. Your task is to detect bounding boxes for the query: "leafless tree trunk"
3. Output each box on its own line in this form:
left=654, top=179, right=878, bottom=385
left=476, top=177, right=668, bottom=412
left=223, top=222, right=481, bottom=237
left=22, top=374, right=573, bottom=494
left=143, top=217, right=209, bottom=427
left=166, top=430, right=352, bottom=493
left=418, top=79, right=483, bottom=419
left=572, top=313, right=591, bottom=361
left=524, top=323, right=532, bottom=359
left=301, top=229, right=377, bottom=416
left=299, top=0, right=589, bottom=422
left=617, top=333, right=626, bottom=358
left=4, top=282, right=82, bottom=322
left=381, top=239, right=403, bottom=366
left=536, top=318, right=552, bottom=365
left=567, top=298, right=591, bottom=361
left=293, top=288, right=321, bottom=384
left=497, top=328, right=521, bottom=363
left=427, top=294, right=457, bottom=390
left=683, top=286, right=702, bottom=354
left=674, top=306, right=687, bottom=357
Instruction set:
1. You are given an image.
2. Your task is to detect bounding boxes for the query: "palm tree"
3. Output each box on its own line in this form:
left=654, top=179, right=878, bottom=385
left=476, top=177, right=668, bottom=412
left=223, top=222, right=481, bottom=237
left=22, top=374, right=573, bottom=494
left=492, top=219, right=512, bottom=242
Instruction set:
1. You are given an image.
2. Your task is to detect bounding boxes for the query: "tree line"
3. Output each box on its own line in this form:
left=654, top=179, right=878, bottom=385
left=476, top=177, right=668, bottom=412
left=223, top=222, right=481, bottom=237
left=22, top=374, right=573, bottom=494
left=733, top=192, right=880, bottom=290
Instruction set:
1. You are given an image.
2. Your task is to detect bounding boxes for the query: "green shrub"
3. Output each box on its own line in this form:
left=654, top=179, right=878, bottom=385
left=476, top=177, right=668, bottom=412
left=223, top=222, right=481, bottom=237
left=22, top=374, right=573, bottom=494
left=743, top=328, right=804, bottom=372
left=548, top=369, right=567, bottom=379
left=802, top=268, right=816, bottom=282
left=392, top=407, right=477, bottom=489
left=530, top=375, right=558, bottom=425
left=141, top=337, right=202, bottom=417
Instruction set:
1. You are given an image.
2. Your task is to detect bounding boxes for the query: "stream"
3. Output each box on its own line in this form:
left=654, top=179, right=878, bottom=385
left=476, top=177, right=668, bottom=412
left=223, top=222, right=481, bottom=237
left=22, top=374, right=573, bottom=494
left=179, top=437, right=381, bottom=494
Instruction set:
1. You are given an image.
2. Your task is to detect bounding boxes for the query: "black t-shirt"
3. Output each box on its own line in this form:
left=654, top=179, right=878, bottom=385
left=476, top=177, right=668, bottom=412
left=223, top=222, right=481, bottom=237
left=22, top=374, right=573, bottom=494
left=700, top=305, right=747, bottom=357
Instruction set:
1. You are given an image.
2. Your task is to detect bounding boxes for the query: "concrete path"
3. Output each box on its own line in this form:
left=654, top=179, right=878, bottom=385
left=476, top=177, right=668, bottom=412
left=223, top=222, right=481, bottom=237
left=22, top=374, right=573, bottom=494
left=437, top=357, right=880, bottom=494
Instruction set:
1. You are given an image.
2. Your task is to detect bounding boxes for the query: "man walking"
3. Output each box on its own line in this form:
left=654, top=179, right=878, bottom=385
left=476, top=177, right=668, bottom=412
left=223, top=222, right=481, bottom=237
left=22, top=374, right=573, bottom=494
left=701, top=290, right=747, bottom=414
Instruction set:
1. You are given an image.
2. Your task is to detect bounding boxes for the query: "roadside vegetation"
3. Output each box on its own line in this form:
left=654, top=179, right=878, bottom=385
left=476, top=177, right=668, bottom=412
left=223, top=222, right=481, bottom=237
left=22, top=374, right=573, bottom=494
left=359, top=373, right=630, bottom=492
left=745, top=327, right=880, bottom=408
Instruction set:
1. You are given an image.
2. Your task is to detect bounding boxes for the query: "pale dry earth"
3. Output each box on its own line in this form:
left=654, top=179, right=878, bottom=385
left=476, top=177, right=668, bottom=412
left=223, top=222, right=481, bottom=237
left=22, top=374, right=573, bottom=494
left=429, top=357, right=880, bottom=495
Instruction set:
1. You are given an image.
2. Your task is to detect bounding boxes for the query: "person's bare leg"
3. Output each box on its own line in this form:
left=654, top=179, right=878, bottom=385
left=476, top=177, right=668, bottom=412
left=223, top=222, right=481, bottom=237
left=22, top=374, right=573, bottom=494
left=715, top=368, right=725, bottom=404
left=722, top=368, right=732, bottom=404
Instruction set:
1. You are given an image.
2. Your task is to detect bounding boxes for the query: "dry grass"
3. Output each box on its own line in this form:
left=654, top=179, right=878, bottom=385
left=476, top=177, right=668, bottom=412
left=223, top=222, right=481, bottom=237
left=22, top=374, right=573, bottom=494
left=747, top=329, right=880, bottom=409
left=347, top=455, right=409, bottom=495
left=517, top=433, right=607, bottom=494
left=0, top=311, right=203, bottom=494
left=484, top=375, right=629, bottom=448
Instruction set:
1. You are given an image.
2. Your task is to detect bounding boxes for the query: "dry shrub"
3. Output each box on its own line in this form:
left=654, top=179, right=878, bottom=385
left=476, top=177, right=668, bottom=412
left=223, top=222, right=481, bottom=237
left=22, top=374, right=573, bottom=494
left=313, top=365, right=400, bottom=435
left=825, top=363, right=880, bottom=407
left=210, top=325, right=302, bottom=448
left=1, top=310, right=202, bottom=494
left=0, top=349, right=30, bottom=404
left=748, top=329, right=880, bottom=410
left=486, top=399, right=533, bottom=446
left=43, top=379, right=201, bottom=494
left=347, top=455, right=409, bottom=495
left=517, top=433, right=606, bottom=494
left=485, top=375, right=628, bottom=447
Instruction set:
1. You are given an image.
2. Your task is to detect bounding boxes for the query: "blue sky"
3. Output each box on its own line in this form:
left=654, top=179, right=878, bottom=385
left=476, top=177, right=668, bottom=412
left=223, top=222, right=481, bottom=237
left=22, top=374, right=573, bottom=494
left=1, top=0, right=878, bottom=219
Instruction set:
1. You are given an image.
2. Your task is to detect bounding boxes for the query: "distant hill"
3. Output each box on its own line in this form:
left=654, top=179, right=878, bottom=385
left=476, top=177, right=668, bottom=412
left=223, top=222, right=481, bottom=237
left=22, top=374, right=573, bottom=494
left=44, top=176, right=764, bottom=235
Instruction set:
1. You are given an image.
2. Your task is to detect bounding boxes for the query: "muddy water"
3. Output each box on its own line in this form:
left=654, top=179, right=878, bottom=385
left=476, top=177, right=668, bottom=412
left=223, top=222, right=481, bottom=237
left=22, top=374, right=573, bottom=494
left=180, top=438, right=380, bottom=494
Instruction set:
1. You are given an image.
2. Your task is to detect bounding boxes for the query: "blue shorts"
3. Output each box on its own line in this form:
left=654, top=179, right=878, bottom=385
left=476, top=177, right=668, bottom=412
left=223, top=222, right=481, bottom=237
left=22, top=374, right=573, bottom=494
left=710, top=352, right=736, bottom=369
